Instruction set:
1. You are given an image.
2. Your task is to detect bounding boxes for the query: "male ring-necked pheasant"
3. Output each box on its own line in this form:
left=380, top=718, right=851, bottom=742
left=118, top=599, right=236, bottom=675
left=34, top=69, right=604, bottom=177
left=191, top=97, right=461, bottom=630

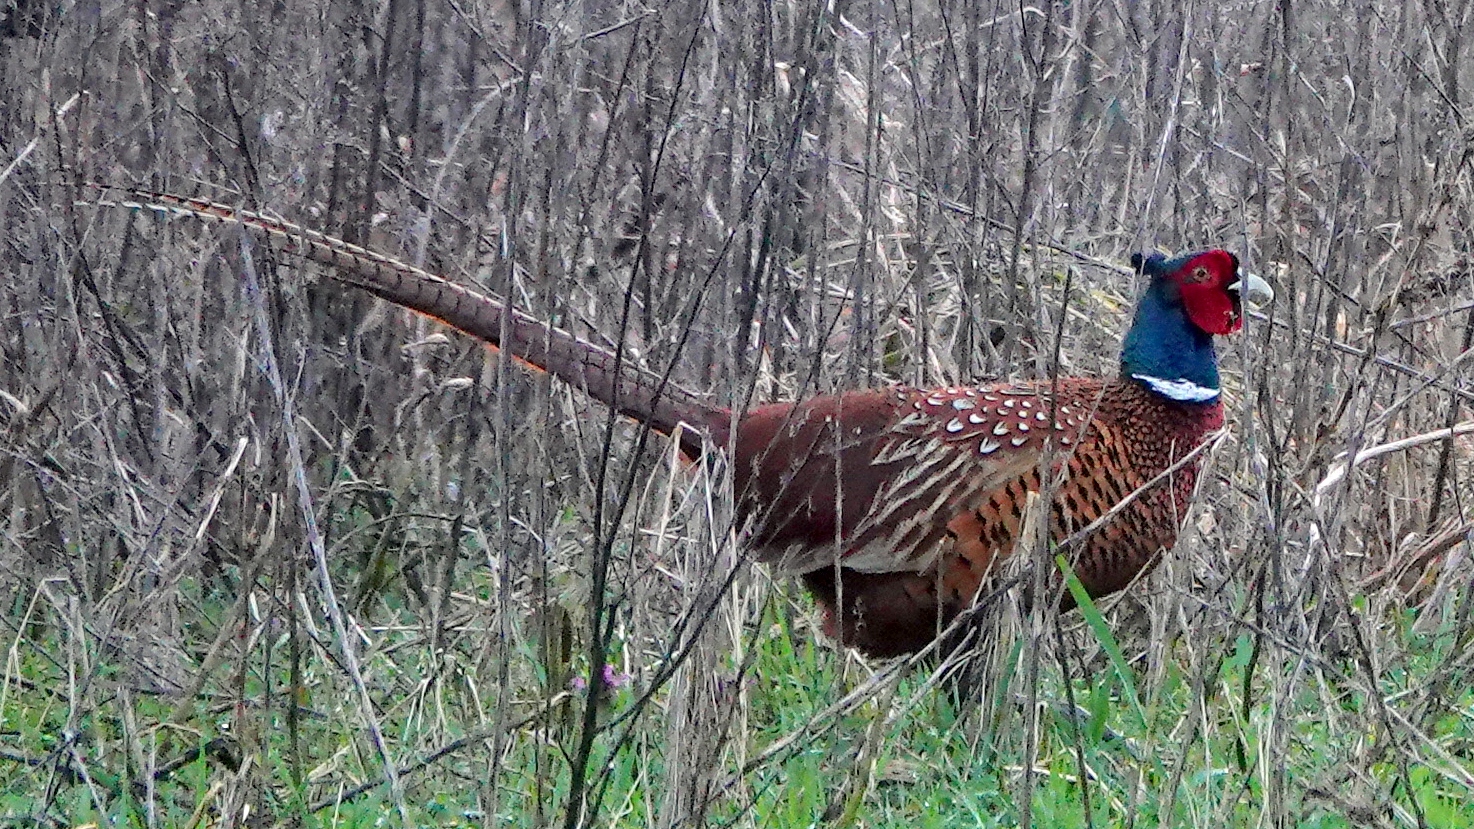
left=99, top=188, right=1271, bottom=657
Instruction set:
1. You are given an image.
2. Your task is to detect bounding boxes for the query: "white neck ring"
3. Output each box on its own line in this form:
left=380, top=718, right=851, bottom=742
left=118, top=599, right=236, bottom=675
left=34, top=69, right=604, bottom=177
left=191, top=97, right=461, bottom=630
left=1132, top=373, right=1220, bottom=402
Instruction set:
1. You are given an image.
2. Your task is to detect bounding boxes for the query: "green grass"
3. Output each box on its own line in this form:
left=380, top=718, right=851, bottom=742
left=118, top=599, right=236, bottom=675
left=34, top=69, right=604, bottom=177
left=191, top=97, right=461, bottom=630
left=2, top=569, right=1473, bottom=828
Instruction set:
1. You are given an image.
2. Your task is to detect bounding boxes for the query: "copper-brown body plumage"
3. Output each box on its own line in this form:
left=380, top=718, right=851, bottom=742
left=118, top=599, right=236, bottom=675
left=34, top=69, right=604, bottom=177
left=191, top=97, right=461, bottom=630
left=730, top=378, right=1223, bottom=656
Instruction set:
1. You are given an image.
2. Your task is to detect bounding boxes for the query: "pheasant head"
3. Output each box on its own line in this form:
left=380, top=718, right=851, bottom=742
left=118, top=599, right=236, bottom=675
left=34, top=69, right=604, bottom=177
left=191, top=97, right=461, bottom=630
left=1122, top=250, right=1274, bottom=404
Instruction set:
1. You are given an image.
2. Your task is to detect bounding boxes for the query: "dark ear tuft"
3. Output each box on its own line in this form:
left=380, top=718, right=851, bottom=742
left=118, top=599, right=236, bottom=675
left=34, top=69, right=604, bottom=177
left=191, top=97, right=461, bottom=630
left=1130, top=252, right=1165, bottom=275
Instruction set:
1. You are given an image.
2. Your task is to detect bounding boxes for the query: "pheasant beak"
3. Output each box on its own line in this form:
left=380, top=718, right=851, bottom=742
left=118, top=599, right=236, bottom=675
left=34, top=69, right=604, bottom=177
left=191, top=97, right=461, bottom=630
left=1229, top=272, right=1274, bottom=307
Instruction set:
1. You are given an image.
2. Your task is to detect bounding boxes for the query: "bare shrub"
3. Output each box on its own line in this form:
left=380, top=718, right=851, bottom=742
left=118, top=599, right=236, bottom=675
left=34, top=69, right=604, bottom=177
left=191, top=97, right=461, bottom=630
left=0, top=0, right=1470, bottom=826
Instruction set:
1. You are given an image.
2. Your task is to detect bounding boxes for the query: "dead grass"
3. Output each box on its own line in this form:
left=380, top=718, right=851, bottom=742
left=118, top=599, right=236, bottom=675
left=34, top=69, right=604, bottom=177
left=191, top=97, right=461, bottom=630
left=0, top=0, right=1472, bottom=826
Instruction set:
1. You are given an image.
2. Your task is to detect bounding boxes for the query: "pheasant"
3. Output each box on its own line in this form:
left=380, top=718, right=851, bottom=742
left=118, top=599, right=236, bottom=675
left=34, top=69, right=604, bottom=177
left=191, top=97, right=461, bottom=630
left=96, top=188, right=1271, bottom=658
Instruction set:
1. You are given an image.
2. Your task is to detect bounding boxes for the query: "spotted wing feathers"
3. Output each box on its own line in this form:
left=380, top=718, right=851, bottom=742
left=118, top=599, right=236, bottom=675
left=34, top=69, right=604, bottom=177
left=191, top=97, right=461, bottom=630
left=742, top=380, right=1105, bottom=578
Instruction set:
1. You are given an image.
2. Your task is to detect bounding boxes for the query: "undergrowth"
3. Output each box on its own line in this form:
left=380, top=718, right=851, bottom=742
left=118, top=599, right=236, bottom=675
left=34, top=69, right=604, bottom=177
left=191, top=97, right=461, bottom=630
left=3, top=570, right=1472, bottom=827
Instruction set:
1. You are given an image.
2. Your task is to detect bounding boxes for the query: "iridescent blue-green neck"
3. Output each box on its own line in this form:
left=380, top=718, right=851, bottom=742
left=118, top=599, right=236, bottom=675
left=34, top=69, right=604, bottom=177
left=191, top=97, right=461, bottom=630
left=1120, top=275, right=1220, bottom=403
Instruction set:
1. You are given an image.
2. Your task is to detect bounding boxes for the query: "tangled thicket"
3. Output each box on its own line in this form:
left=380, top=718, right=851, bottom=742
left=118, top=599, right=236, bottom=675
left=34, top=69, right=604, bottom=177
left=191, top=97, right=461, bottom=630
left=0, top=0, right=1470, bottom=826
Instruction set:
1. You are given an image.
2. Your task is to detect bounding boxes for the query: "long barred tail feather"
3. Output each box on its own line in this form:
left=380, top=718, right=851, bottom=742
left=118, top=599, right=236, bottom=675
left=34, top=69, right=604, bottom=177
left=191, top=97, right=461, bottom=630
left=82, top=184, right=724, bottom=457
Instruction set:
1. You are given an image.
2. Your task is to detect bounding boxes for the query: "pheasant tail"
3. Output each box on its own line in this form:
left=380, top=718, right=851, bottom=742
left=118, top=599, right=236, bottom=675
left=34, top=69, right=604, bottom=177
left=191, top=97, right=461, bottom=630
left=90, top=186, right=722, bottom=457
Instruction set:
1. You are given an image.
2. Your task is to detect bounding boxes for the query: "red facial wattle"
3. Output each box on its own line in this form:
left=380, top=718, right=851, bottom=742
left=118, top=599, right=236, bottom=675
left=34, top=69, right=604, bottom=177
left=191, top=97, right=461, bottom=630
left=1175, top=249, right=1244, bottom=335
